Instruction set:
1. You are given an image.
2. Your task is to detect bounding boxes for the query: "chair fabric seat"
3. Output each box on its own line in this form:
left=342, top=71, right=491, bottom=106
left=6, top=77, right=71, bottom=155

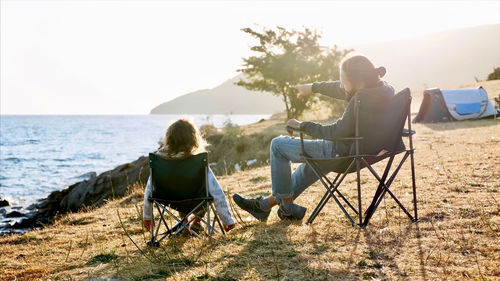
left=306, top=150, right=407, bottom=174
left=149, top=196, right=213, bottom=214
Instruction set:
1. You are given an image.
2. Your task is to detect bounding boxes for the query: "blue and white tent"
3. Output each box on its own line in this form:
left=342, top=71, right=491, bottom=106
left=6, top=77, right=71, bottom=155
left=413, top=87, right=498, bottom=123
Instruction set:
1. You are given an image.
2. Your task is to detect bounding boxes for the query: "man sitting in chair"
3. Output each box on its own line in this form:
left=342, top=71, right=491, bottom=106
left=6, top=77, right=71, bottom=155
left=234, top=55, right=396, bottom=221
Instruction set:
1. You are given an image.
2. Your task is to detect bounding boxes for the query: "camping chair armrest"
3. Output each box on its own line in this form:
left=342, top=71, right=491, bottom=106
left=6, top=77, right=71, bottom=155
left=324, top=136, right=363, bottom=141
left=285, top=125, right=363, bottom=157
left=286, top=126, right=362, bottom=142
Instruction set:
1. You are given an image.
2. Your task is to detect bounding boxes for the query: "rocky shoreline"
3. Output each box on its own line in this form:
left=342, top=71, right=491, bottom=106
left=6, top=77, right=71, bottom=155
left=0, top=198, right=9, bottom=208
left=0, top=155, right=150, bottom=234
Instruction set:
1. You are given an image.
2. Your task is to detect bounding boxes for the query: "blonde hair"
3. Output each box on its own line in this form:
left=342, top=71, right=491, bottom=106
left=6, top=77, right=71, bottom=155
left=158, top=118, right=206, bottom=157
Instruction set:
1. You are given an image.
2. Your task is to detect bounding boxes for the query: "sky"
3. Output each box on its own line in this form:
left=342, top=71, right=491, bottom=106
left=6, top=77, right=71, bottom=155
left=1, top=0, right=500, bottom=115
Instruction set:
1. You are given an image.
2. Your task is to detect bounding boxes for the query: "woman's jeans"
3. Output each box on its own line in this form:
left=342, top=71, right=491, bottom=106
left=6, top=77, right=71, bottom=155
left=270, top=136, right=335, bottom=203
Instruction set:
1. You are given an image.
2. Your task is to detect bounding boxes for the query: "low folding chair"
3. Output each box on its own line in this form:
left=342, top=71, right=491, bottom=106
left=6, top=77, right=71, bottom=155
left=147, top=152, right=225, bottom=246
left=289, top=88, right=418, bottom=227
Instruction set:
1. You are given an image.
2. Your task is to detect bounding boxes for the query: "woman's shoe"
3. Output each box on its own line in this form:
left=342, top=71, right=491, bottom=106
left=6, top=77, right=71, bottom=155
left=224, top=224, right=235, bottom=232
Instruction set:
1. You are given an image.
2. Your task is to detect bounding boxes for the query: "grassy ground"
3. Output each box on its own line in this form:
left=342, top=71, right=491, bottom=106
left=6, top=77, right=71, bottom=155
left=1, top=82, right=499, bottom=281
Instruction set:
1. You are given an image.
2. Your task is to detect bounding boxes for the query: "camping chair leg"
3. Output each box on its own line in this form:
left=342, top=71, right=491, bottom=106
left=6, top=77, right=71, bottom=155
left=363, top=155, right=396, bottom=218
left=196, top=203, right=222, bottom=237
left=147, top=203, right=169, bottom=247
left=410, top=151, right=418, bottom=222
left=372, top=153, right=410, bottom=211
left=361, top=154, right=398, bottom=227
left=316, top=172, right=359, bottom=216
left=356, top=157, right=363, bottom=226
left=306, top=159, right=356, bottom=225
left=335, top=190, right=359, bottom=215
left=408, top=113, right=418, bottom=222
left=155, top=203, right=171, bottom=235
left=307, top=173, right=341, bottom=224
left=362, top=152, right=416, bottom=226
left=385, top=188, right=414, bottom=219
left=309, top=190, right=332, bottom=224
left=155, top=201, right=205, bottom=238
left=156, top=203, right=186, bottom=237
left=148, top=203, right=161, bottom=247
left=205, top=202, right=213, bottom=237
left=173, top=209, right=205, bottom=238
left=205, top=202, right=221, bottom=238
left=173, top=201, right=207, bottom=237
left=210, top=203, right=225, bottom=236
left=206, top=201, right=211, bottom=236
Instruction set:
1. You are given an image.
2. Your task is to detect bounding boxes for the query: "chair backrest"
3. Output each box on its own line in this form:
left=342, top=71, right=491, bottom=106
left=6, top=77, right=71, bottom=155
left=356, top=88, right=411, bottom=155
left=149, top=152, right=208, bottom=201
left=311, top=89, right=411, bottom=174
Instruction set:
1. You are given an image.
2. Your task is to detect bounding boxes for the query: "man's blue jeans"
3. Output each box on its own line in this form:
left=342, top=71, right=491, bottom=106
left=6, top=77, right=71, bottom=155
left=270, top=136, right=336, bottom=203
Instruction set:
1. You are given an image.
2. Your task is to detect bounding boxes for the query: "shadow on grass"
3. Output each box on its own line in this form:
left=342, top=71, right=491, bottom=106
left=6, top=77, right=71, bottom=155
left=362, top=222, right=427, bottom=281
left=207, top=220, right=359, bottom=280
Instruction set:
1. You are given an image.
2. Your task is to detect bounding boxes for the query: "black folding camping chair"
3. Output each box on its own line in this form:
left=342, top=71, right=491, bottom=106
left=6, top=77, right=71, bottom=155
left=288, top=88, right=418, bottom=227
left=147, top=152, right=225, bottom=246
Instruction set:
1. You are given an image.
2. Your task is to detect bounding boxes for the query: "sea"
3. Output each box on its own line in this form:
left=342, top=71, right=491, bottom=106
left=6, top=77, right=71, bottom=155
left=0, top=114, right=269, bottom=229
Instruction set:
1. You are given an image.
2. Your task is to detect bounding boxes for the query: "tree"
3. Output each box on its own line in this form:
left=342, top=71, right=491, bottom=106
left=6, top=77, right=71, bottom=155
left=237, top=26, right=351, bottom=119
left=487, top=67, right=500, bottom=81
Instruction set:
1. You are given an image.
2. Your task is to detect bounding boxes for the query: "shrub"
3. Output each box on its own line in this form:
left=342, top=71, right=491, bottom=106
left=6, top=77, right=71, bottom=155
left=487, top=67, right=500, bottom=80
left=200, top=124, right=218, bottom=138
left=205, top=130, right=277, bottom=176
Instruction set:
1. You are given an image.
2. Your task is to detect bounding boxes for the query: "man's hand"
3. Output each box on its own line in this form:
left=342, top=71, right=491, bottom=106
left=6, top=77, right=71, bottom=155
left=144, top=219, right=155, bottom=231
left=294, top=84, right=313, bottom=99
left=286, top=119, right=302, bottom=136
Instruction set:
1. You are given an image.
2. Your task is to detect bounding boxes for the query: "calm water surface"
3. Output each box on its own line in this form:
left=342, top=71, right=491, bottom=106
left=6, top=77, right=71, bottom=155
left=0, top=114, right=269, bottom=209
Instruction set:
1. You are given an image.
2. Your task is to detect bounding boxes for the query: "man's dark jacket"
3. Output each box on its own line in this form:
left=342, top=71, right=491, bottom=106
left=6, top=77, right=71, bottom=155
left=300, top=81, right=405, bottom=156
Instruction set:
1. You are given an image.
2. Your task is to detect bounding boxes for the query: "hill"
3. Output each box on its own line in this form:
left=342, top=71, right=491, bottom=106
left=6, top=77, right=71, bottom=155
left=151, top=25, right=500, bottom=115
left=351, top=24, right=500, bottom=92
left=150, top=76, right=284, bottom=114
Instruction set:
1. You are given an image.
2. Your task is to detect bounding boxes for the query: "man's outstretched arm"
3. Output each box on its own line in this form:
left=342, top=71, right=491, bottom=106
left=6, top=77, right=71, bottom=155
left=312, top=81, right=347, bottom=100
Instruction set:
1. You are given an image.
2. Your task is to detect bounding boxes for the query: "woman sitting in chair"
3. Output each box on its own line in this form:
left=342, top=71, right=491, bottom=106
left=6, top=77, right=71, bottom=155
left=233, top=55, right=394, bottom=221
left=143, top=118, right=235, bottom=233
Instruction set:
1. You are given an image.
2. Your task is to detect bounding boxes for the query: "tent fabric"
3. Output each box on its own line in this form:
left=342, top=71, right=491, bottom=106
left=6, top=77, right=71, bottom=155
left=455, top=103, right=481, bottom=115
left=441, top=87, right=497, bottom=121
left=413, top=87, right=498, bottom=123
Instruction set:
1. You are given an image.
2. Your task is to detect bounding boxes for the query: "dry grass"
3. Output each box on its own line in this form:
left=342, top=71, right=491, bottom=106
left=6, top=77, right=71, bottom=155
left=1, top=119, right=498, bottom=280
left=1, top=81, right=499, bottom=281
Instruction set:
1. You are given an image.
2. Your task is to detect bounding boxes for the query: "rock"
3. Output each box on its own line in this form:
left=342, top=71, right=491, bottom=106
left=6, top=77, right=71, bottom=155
left=11, top=217, right=37, bottom=229
left=20, top=155, right=150, bottom=228
left=74, top=171, right=97, bottom=181
left=5, top=211, right=24, bottom=218
left=16, top=254, right=26, bottom=260
left=0, top=198, right=9, bottom=207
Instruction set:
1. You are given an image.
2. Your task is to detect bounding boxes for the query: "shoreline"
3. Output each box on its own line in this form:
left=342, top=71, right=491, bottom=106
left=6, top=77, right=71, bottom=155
left=0, top=113, right=283, bottom=235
